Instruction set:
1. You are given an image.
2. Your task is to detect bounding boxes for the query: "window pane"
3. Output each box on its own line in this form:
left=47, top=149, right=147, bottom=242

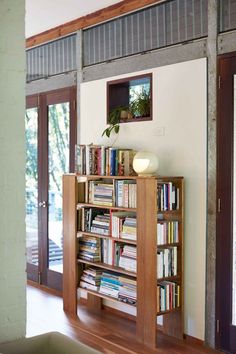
left=25, top=107, right=38, bottom=266
left=48, top=102, right=70, bottom=273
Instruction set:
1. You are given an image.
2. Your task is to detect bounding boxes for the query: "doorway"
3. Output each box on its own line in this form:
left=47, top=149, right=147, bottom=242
left=25, top=87, right=76, bottom=291
left=217, top=52, right=236, bottom=353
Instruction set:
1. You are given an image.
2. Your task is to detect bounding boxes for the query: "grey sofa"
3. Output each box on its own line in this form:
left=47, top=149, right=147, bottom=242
left=0, top=332, right=102, bottom=354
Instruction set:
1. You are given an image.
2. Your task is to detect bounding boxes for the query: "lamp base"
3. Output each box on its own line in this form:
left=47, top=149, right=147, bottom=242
left=138, top=173, right=157, bottom=177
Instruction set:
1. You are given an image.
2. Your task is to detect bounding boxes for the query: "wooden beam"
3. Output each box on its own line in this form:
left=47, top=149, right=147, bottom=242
left=26, top=0, right=163, bottom=48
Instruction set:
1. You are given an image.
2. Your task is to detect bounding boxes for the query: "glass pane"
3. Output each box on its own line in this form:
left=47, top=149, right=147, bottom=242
left=233, top=75, right=236, bottom=325
left=25, top=107, right=38, bottom=266
left=48, top=102, right=70, bottom=273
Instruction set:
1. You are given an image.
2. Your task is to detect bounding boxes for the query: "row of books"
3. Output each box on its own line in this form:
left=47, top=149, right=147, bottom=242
left=78, top=236, right=137, bottom=273
left=79, top=268, right=137, bottom=305
left=75, top=144, right=136, bottom=176
left=79, top=268, right=180, bottom=311
left=157, top=281, right=180, bottom=312
left=115, top=180, right=137, bottom=208
left=98, top=240, right=137, bottom=273
left=157, top=247, right=177, bottom=279
left=80, top=208, right=178, bottom=246
left=80, top=208, right=137, bottom=240
left=157, top=182, right=180, bottom=211
left=157, top=221, right=179, bottom=245
left=87, top=179, right=137, bottom=208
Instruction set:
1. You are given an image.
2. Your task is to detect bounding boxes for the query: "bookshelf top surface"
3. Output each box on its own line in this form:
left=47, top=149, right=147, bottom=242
left=73, top=174, right=184, bottom=181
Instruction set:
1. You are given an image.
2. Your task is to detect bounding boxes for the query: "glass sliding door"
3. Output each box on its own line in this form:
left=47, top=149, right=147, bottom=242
left=26, top=88, right=76, bottom=290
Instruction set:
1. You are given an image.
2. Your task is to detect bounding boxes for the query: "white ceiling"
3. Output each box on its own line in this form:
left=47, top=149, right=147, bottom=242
left=25, top=0, right=122, bottom=38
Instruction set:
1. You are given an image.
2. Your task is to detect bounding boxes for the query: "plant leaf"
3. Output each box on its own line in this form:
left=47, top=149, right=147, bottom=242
left=106, top=128, right=111, bottom=137
left=114, top=124, right=120, bottom=134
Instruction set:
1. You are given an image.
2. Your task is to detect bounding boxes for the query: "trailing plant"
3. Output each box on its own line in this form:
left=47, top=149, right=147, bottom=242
left=102, top=106, right=128, bottom=138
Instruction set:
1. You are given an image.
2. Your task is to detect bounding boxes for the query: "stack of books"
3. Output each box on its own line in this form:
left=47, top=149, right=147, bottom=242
left=90, top=213, right=110, bottom=236
left=99, top=272, right=120, bottom=298
left=78, top=236, right=101, bottom=262
left=120, top=216, right=137, bottom=240
left=88, top=181, right=114, bottom=206
left=111, top=212, right=136, bottom=238
left=81, top=208, right=110, bottom=235
left=119, top=245, right=137, bottom=272
left=79, top=268, right=102, bottom=292
left=118, top=276, right=137, bottom=305
left=157, top=221, right=179, bottom=245
left=115, top=180, right=136, bottom=208
left=157, top=182, right=179, bottom=211
left=157, top=247, right=177, bottom=278
left=157, top=281, right=180, bottom=312
left=75, top=144, right=136, bottom=176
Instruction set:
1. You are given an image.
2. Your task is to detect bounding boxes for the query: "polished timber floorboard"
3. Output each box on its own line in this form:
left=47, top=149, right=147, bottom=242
left=27, top=284, right=220, bottom=354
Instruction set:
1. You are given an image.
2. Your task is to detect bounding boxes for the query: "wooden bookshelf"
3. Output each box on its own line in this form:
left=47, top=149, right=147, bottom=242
left=63, top=174, right=184, bottom=349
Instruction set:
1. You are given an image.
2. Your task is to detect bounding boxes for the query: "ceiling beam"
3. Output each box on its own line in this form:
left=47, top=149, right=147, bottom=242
left=26, top=0, right=163, bottom=48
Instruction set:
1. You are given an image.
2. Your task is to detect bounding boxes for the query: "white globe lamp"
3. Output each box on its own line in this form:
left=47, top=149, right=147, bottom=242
left=133, top=151, right=159, bottom=176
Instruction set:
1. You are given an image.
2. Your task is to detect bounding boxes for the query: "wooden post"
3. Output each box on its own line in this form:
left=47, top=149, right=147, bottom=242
left=63, top=174, right=78, bottom=314
left=136, top=177, right=157, bottom=348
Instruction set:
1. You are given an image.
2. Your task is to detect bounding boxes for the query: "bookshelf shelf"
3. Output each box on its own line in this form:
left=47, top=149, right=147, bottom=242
left=77, top=231, right=137, bottom=245
left=63, top=173, right=184, bottom=349
left=77, top=174, right=139, bottom=180
left=77, top=203, right=136, bottom=212
left=77, top=259, right=137, bottom=278
left=78, top=287, right=136, bottom=308
left=157, top=243, right=180, bottom=248
left=157, top=275, right=181, bottom=282
left=157, top=307, right=180, bottom=316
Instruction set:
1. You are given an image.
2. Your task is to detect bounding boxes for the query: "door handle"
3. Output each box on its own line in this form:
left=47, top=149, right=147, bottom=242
left=39, top=201, right=47, bottom=208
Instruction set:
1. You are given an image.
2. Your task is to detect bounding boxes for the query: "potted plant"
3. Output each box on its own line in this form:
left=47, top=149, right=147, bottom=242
left=129, top=88, right=151, bottom=118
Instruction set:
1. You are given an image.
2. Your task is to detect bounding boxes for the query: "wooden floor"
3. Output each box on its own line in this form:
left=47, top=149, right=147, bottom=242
left=27, top=284, right=221, bottom=354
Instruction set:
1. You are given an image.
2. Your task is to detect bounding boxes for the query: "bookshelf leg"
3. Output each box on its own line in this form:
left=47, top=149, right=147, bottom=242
left=87, top=293, right=103, bottom=311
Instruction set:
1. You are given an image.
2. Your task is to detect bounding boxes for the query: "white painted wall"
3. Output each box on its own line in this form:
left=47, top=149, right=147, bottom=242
left=80, top=58, right=207, bottom=340
left=0, top=0, right=26, bottom=343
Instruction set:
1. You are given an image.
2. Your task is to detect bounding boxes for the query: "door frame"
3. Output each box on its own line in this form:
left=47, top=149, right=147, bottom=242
left=26, top=87, right=77, bottom=291
left=216, top=51, right=236, bottom=352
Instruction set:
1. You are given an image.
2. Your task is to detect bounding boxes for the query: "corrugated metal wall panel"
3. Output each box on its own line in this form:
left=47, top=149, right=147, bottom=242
left=220, top=0, right=236, bottom=32
left=83, top=0, right=208, bottom=67
left=26, top=34, right=77, bottom=82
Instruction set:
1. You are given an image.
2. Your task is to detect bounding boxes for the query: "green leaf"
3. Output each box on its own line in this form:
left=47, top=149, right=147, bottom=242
left=114, top=124, right=120, bottom=134
left=106, top=129, right=111, bottom=138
